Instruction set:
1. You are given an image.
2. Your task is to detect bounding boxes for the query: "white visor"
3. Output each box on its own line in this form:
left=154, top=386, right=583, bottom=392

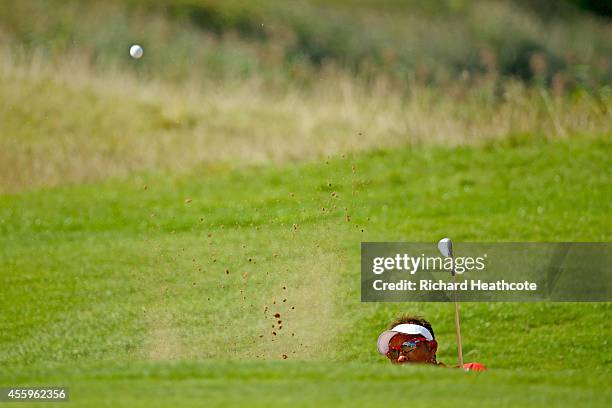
left=377, top=324, right=434, bottom=355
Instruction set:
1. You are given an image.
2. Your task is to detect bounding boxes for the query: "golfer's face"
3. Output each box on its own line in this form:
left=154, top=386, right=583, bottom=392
left=386, top=333, right=434, bottom=364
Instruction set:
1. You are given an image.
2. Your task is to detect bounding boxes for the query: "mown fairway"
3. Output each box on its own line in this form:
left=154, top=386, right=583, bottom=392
left=1, top=138, right=610, bottom=407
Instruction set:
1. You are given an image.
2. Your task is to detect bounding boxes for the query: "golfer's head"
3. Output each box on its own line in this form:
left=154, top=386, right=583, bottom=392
left=377, top=315, right=438, bottom=365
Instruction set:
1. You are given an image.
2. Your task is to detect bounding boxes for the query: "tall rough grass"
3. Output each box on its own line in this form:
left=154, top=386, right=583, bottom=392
left=0, top=0, right=610, bottom=192
left=1, top=46, right=609, bottom=193
left=1, top=0, right=610, bottom=87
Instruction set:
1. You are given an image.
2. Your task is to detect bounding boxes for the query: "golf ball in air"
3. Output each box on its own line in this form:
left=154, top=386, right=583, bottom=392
left=129, top=44, right=143, bottom=59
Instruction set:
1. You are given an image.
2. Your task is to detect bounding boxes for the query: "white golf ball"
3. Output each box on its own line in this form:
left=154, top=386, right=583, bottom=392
left=129, top=44, right=143, bottom=59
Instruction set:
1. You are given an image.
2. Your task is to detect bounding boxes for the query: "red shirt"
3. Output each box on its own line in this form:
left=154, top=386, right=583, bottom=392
left=463, top=362, right=487, bottom=371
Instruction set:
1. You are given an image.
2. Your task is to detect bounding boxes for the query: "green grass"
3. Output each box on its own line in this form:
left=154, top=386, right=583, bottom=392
left=3, top=49, right=609, bottom=193
left=2, top=2, right=610, bottom=405
left=4, top=361, right=611, bottom=407
left=2, top=0, right=611, bottom=87
left=1, top=137, right=611, bottom=406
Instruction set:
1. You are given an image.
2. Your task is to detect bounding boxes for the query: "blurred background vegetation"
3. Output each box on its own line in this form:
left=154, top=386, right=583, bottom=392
left=0, top=0, right=610, bottom=192
left=2, top=0, right=610, bottom=87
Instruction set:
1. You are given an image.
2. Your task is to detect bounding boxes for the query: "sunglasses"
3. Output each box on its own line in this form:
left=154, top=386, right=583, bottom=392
left=386, top=337, right=428, bottom=360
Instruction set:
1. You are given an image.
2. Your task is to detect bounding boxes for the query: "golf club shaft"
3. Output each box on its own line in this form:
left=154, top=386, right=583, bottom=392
left=452, top=274, right=464, bottom=368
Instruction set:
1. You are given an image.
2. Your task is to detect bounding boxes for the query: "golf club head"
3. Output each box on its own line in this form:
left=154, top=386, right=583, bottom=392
left=438, top=237, right=453, bottom=258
